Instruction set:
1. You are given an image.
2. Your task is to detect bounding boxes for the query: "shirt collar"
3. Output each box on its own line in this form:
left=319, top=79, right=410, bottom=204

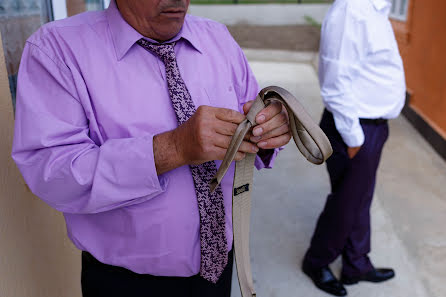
left=177, top=15, right=204, bottom=54
left=106, top=0, right=202, bottom=61
left=370, top=0, right=392, bottom=14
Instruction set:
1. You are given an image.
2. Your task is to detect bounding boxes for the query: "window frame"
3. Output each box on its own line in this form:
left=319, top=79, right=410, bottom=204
left=50, top=0, right=68, bottom=21
left=103, top=0, right=111, bottom=8
left=49, top=0, right=109, bottom=21
left=390, top=0, right=409, bottom=22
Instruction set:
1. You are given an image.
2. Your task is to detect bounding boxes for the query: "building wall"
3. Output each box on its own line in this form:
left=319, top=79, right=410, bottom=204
left=0, top=3, right=107, bottom=296
left=0, top=33, right=81, bottom=297
left=392, top=0, right=446, bottom=139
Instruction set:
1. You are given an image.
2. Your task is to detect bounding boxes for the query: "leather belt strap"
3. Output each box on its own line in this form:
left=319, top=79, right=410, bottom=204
left=210, top=86, right=333, bottom=297
left=360, top=118, right=388, bottom=125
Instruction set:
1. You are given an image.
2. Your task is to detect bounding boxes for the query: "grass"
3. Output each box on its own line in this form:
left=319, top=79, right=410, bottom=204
left=304, top=15, right=321, bottom=28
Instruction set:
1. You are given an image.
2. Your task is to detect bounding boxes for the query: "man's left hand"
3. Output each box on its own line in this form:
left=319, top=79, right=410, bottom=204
left=243, top=100, right=292, bottom=149
left=347, top=146, right=362, bottom=159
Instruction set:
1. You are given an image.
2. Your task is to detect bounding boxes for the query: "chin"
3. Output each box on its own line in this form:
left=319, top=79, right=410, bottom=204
left=157, top=23, right=184, bottom=41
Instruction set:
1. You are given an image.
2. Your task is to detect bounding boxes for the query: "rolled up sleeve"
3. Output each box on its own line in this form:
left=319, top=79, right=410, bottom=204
left=12, top=42, right=166, bottom=214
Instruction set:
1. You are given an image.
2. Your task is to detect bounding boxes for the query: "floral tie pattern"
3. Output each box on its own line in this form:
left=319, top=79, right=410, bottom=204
left=137, top=39, right=228, bottom=284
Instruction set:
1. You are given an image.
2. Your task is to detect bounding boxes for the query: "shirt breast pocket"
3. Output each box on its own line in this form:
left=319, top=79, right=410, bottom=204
left=203, top=81, right=240, bottom=113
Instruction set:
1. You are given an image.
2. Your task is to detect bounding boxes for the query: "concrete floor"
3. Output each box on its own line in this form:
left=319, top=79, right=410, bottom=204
left=230, top=49, right=446, bottom=297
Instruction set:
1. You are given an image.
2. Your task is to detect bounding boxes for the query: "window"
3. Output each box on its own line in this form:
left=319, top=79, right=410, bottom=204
left=0, top=0, right=51, bottom=106
left=0, top=0, right=110, bottom=106
left=52, top=0, right=110, bottom=20
left=390, top=0, right=409, bottom=21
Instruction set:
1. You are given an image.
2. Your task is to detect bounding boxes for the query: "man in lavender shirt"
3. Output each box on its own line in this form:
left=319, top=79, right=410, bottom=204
left=12, top=0, right=291, bottom=296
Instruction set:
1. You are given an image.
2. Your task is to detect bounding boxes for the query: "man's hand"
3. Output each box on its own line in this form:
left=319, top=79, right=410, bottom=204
left=243, top=100, right=292, bottom=149
left=347, top=146, right=361, bottom=159
left=154, top=106, right=259, bottom=175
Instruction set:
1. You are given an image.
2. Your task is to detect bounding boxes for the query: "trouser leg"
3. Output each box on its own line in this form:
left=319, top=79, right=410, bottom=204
left=342, top=122, right=388, bottom=276
left=304, top=110, right=388, bottom=272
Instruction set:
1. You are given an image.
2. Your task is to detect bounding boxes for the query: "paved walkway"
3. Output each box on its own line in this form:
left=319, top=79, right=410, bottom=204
left=229, top=49, right=446, bottom=297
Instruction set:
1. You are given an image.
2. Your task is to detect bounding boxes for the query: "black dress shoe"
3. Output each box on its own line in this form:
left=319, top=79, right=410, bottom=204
left=341, top=268, right=395, bottom=285
left=302, top=263, right=347, bottom=296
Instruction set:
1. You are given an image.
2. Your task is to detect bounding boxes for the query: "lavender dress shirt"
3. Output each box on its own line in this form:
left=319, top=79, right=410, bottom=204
left=12, top=1, right=279, bottom=277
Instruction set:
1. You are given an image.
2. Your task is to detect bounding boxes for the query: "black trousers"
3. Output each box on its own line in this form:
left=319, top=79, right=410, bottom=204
left=304, top=110, right=389, bottom=276
left=81, top=250, right=233, bottom=297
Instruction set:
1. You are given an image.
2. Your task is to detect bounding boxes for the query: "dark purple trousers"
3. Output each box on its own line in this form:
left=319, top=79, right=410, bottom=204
left=304, top=110, right=389, bottom=277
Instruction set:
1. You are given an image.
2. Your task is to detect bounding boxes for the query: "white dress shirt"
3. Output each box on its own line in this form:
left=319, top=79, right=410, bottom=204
left=318, top=0, right=406, bottom=147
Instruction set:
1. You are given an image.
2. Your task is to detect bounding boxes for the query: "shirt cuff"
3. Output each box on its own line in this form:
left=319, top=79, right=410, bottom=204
left=254, top=147, right=282, bottom=170
left=339, top=125, right=365, bottom=147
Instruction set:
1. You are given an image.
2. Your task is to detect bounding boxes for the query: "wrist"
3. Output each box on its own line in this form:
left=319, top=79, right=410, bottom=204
left=153, top=129, right=187, bottom=175
left=171, top=127, right=187, bottom=168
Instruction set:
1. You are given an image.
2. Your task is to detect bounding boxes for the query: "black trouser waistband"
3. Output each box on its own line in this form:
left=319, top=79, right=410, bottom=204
left=81, top=250, right=234, bottom=297
left=324, top=109, right=387, bottom=125
left=359, top=118, right=388, bottom=125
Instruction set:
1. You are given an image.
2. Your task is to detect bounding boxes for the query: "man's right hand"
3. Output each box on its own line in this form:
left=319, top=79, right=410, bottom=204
left=154, top=106, right=259, bottom=175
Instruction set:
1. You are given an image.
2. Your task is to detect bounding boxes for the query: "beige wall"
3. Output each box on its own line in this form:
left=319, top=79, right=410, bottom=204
left=0, top=34, right=81, bottom=297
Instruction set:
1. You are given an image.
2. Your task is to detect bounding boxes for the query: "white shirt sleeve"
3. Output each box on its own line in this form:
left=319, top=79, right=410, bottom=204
left=318, top=5, right=368, bottom=147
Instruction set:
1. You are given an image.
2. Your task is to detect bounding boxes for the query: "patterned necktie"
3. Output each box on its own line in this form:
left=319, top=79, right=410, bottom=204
left=137, top=39, right=228, bottom=283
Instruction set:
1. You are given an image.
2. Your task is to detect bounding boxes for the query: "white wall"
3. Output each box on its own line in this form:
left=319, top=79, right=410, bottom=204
left=188, top=4, right=330, bottom=26
left=0, top=34, right=81, bottom=297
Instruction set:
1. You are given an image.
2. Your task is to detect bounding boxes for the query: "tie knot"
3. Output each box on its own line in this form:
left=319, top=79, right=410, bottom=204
left=137, top=39, right=175, bottom=64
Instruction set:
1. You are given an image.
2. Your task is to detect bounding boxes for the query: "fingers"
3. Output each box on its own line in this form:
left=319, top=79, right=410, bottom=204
left=185, top=106, right=255, bottom=165
left=214, top=134, right=259, bottom=154
left=237, top=140, right=259, bottom=154
left=215, top=107, right=245, bottom=124
left=214, top=120, right=238, bottom=136
left=213, top=147, right=246, bottom=161
left=244, top=131, right=253, bottom=141
left=250, top=123, right=289, bottom=143
left=242, top=100, right=255, bottom=115
left=191, top=104, right=291, bottom=163
left=215, top=119, right=253, bottom=141
left=257, top=133, right=292, bottom=150
left=254, top=101, right=283, bottom=125
left=252, top=108, right=288, bottom=137
left=233, top=152, right=247, bottom=161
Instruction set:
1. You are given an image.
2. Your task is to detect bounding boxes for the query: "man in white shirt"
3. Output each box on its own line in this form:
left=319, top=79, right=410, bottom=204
left=302, top=0, right=406, bottom=296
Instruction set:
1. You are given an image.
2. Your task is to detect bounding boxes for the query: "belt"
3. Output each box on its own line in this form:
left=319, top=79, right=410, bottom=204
left=360, top=118, right=388, bottom=125
left=210, top=86, right=333, bottom=297
left=325, top=109, right=388, bottom=125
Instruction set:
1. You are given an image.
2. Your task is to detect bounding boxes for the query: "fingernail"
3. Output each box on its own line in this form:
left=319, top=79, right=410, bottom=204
left=257, top=114, right=266, bottom=124
left=258, top=141, right=267, bottom=148
left=251, top=136, right=261, bottom=142
left=253, top=127, right=263, bottom=136
left=252, top=146, right=259, bottom=153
